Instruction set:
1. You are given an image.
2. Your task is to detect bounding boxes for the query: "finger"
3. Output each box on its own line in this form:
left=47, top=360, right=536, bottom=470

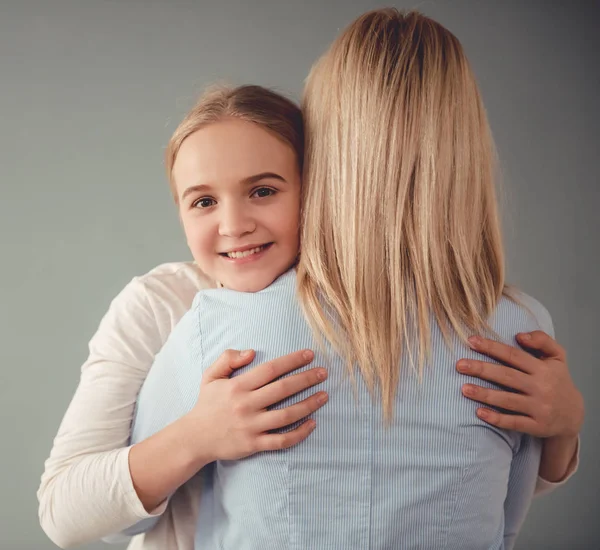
left=467, top=336, right=537, bottom=374
left=257, top=392, right=328, bottom=432
left=256, top=418, right=317, bottom=451
left=203, top=349, right=256, bottom=383
left=456, top=359, right=532, bottom=394
left=462, top=384, right=533, bottom=416
left=475, top=408, right=541, bottom=435
left=252, top=367, right=327, bottom=409
left=238, top=349, right=315, bottom=391
left=516, top=331, right=566, bottom=361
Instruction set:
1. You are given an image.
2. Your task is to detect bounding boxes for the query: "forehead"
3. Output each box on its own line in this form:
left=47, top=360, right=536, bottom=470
left=173, top=118, right=299, bottom=187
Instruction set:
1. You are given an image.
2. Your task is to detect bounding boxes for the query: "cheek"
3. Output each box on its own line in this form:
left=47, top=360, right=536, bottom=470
left=181, top=215, right=213, bottom=255
left=273, top=201, right=300, bottom=245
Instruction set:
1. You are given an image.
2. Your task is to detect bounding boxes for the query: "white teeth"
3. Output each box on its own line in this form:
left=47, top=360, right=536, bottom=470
left=226, top=246, right=265, bottom=259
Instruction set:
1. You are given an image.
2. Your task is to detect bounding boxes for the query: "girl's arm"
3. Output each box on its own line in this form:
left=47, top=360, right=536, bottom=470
left=39, top=267, right=328, bottom=547
left=123, top=333, right=328, bottom=535
left=37, top=272, right=198, bottom=548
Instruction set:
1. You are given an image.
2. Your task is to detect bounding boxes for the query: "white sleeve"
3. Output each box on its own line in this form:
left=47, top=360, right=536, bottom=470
left=534, top=436, right=580, bottom=497
left=37, top=278, right=173, bottom=548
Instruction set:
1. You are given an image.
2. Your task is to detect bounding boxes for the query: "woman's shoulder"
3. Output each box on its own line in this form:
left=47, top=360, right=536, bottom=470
left=494, top=287, right=554, bottom=338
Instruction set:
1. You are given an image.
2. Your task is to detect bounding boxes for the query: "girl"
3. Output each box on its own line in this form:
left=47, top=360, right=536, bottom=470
left=38, top=17, right=582, bottom=550
left=119, top=9, right=581, bottom=550
left=38, top=85, right=329, bottom=550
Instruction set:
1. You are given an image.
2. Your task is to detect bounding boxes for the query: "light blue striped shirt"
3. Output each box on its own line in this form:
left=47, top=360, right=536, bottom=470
left=128, top=269, right=552, bottom=549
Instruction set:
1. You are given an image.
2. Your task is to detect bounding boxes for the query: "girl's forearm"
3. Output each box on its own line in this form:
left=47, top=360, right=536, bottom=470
left=128, top=415, right=210, bottom=512
left=538, top=434, right=579, bottom=483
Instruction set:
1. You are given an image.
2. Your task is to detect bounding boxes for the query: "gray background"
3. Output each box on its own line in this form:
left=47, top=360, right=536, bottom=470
left=1, top=0, right=598, bottom=549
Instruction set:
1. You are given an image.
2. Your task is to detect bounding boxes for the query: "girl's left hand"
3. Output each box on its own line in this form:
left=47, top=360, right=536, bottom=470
left=456, top=331, right=584, bottom=438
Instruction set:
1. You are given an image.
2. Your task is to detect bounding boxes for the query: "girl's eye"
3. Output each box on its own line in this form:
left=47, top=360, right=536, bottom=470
left=193, top=197, right=216, bottom=209
left=252, top=187, right=276, bottom=199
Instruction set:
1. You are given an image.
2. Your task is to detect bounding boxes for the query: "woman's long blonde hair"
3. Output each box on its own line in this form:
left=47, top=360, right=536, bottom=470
left=297, top=9, right=506, bottom=418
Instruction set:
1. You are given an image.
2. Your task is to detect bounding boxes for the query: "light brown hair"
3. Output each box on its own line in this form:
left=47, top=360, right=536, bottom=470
left=166, top=84, right=304, bottom=202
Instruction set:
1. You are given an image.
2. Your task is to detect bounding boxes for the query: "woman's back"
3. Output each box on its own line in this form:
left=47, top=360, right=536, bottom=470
left=133, top=269, right=551, bottom=550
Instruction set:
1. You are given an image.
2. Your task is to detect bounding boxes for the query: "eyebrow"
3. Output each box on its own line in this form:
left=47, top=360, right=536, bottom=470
left=180, top=172, right=287, bottom=201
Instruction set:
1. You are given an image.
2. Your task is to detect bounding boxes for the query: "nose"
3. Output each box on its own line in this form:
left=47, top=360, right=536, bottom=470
left=218, top=200, right=256, bottom=238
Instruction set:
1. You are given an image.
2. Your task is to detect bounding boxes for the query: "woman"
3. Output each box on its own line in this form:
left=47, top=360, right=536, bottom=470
left=37, top=8, right=579, bottom=550
left=121, top=9, right=581, bottom=549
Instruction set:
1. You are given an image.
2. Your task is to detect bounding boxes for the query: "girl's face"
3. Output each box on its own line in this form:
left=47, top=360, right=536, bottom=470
left=174, top=118, right=301, bottom=293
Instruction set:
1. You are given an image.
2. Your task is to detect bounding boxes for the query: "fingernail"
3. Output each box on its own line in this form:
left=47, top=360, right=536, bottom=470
left=519, top=332, right=531, bottom=341
left=240, top=349, right=252, bottom=357
left=303, top=350, right=314, bottom=361
left=308, top=419, right=317, bottom=430
left=468, top=336, right=482, bottom=347
left=317, top=368, right=327, bottom=381
left=317, top=392, right=328, bottom=405
left=457, top=360, right=470, bottom=372
left=463, top=384, right=477, bottom=396
left=477, top=408, right=489, bottom=420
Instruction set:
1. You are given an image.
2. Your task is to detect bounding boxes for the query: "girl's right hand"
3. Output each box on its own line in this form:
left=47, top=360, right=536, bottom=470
left=184, top=348, right=328, bottom=464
